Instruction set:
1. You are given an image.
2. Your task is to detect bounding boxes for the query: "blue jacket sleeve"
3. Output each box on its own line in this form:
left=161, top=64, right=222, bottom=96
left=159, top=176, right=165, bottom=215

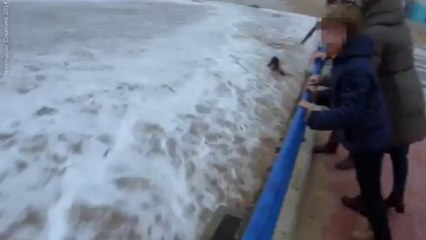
left=314, top=88, right=332, bottom=107
left=317, top=73, right=332, bottom=87
left=307, top=72, right=372, bottom=130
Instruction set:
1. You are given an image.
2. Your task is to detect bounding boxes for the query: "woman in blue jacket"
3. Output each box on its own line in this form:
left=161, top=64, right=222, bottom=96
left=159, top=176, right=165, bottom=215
left=299, top=4, right=392, bottom=240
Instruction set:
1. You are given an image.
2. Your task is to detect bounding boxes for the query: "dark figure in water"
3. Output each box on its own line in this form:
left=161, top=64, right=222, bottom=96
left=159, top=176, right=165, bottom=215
left=267, top=56, right=286, bottom=76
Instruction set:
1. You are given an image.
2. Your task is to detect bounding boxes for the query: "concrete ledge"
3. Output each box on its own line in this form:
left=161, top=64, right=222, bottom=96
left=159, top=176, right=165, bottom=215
left=273, top=128, right=314, bottom=240
left=200, top=206, right=246, bottom=240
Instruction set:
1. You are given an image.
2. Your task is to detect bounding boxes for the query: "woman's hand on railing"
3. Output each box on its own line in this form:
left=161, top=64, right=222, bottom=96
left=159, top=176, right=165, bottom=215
left=299, top=100, right=316, bottom=118
left=306, top=85, right=317, bottom=93
left=298, top=100, right=316, bottom=111
left=307, top=74, right=321, bottom=87
left=311, top=51, right=327, bottom=61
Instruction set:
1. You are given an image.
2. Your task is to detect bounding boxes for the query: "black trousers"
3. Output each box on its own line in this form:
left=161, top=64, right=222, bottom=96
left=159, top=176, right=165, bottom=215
left=353, top=151, right=392, bottom=240
left=388, top=145, right=410, bottom=195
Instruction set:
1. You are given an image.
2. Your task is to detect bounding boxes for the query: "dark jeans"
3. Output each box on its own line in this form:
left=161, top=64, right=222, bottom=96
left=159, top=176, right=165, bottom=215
left=388, top=145, right=410, bottom=195
left=353, top=151, right=391, bottom=240
left=325, top=133, right=409, bottom=196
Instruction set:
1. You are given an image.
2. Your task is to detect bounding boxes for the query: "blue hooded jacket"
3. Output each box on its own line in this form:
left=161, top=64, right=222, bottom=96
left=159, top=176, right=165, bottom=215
left=307, top=35, right=391, bottom=153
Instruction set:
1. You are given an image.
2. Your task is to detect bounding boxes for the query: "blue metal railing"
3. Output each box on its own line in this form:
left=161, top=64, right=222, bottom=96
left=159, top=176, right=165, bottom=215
left=242, top=47, right=325, bottom=240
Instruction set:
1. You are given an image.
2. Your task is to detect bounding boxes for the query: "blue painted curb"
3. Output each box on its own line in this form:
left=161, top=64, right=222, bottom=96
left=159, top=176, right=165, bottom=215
left=242, top=47, right=324, bottom=240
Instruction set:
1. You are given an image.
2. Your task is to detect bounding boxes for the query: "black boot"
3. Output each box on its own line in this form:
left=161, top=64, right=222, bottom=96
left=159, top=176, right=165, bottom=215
left=341, top=195, right=367, bottom=217
left=385, top=192, right=405, bottom=213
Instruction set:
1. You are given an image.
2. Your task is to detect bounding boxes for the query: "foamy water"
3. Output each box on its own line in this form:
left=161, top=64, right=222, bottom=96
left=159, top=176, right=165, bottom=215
left=0, top=1, right=316, bottom=239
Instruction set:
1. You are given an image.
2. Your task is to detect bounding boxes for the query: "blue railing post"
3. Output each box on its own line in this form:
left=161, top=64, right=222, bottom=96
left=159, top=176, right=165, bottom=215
left=242, top=46, right=325, bottom=240
left=313, top=46, right=325, bottom=76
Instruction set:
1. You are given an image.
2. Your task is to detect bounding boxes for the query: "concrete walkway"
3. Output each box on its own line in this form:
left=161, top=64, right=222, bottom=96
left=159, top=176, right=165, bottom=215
left=295, top=134, right=426, bottom=240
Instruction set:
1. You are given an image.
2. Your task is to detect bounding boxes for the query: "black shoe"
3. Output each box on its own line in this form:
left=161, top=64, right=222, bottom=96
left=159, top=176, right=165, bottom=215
left=341, top=195, right=367, bottom=217
left=386, top=192, right=405, bottom=213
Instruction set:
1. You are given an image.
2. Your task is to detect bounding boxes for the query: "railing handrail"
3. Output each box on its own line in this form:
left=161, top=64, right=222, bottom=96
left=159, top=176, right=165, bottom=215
left=242, top=47, right=324, bottom=240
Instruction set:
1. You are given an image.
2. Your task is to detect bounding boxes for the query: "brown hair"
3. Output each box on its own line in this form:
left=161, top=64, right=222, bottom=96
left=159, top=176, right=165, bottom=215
left=320, top=3, right=362, bottom=38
